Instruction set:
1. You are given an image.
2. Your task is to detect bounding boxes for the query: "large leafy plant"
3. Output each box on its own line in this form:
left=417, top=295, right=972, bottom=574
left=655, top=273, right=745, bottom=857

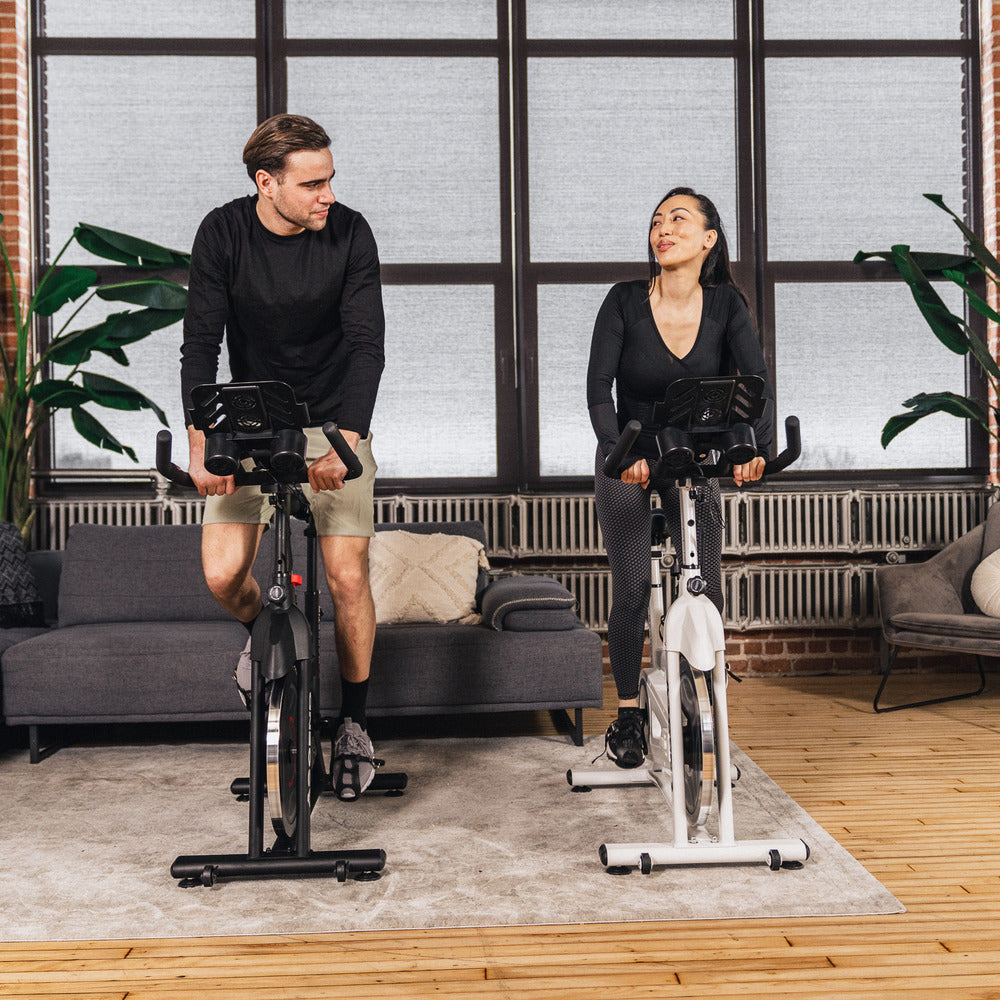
left=855, top=193, right=999, bottom=450
left=1, top=216, right=190, bottom=538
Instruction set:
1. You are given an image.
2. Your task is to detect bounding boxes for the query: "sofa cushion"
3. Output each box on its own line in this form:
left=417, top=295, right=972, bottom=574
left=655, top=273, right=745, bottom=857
left=368, top=530, right=488, bottom=624
left=1, top=620, right=249, bottom=723
left=58, top=524, right=227, bottom=626
left=971, top=548, right=1000, bottom=617
left=317, top=621, right=604, bottom=715
left=480, top=574, right=580, bottom=631
left=0, top=523, right=45, bottom=628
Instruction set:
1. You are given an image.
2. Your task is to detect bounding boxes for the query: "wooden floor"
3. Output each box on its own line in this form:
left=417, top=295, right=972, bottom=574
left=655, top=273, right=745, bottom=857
left=2, top=672, right=998, bottom=999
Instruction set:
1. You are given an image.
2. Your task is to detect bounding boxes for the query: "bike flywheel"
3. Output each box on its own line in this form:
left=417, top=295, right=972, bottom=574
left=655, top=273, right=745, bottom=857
left=678, top=657, right=715, bottom=830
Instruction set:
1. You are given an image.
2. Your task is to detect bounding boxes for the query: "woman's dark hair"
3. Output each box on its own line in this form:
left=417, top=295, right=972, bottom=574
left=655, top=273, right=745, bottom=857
left=243, top=113, right=331, bottom=182
left=646, top=186, right=747, bottom=305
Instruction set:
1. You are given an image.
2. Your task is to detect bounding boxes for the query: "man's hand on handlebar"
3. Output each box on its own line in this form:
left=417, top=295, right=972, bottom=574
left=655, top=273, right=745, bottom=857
left=187, top=426, right=237, bottom=497
left=732, top=456, right=765, bottom=488
left=308, top=428, right=361, bottom=492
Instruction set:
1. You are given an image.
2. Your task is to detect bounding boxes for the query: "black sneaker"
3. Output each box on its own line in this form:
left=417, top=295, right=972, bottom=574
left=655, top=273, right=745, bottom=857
left=604, top=710, right=647, bottom=769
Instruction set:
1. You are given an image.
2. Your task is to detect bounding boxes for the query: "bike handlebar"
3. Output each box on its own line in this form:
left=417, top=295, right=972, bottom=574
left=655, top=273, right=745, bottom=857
left=155, top=421, right=363, bottom=489
left=602, top=415, right=801, bottom=485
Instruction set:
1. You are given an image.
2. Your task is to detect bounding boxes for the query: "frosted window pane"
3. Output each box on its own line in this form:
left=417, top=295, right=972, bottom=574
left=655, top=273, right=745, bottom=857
left=43, top=56, right=256, bottom=262
left=286, top=0, right=496, bottom=38
left=527, top=0, right=733, bottom=39
left=538, top=283, right=619, bottom=477
left=42, top=0, right=254, bottom=37
left=765, top=1, right=963, bottom=39
left=50, top=297, right=230, bottom=470
left=370, top=285, right=496, bottom=478
left=288, top=58, right=500, bottom=264
left=528, top=58, right=737, bottom=262
left=774, top=283, right=967, bottom=472
left=766, top=58, right=965, bottom=260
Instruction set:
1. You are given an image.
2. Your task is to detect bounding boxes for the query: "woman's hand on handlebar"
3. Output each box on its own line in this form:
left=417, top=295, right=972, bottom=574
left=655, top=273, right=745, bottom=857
left=732, top=455, right=765, bottom=488
left=308, top=428, right=361, bottom=492
left=620, top=458, right=650, bottom=489
left=187, top=426, right=237, bottom=497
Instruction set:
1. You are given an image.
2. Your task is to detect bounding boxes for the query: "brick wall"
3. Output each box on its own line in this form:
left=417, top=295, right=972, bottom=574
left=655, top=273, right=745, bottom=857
left=0, top=0, right=29, bottom=359
left=607, top=632, right=979, bottom=680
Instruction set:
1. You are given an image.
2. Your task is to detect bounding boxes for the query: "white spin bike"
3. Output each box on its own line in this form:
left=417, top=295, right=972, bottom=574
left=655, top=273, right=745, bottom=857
left=569, top=376, right=810, bottom=874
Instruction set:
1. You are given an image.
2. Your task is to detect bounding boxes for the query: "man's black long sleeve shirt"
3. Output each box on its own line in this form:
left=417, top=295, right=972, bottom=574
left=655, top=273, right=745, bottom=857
left=181, top=195, right=385, bottom=435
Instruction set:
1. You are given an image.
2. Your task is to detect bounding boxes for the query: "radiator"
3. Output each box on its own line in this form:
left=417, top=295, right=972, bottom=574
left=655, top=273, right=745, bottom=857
left=549, top=563, right=879, bottom=633
left=856, top=487, right=989, bottom=553
left=28, top=482, right=989, bottom=632
left=516, top=494, right=604, bottom=557
left=31, top=498, right=165, bottom=550
left=741, top=491, right=853, bottom=554
left=399, top=494, right=515, bottom=555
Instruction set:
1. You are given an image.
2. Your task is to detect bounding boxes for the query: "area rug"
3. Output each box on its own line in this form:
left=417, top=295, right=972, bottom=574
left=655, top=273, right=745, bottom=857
left=0, top=735, right=902, bottom=941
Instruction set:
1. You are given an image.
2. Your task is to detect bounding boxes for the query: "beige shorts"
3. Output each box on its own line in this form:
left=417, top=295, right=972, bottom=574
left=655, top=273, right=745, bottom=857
left=203, top=429, right=377, bottom=537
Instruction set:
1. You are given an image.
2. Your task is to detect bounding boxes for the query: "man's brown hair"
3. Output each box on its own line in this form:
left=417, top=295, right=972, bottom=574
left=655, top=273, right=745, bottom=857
left=242, top=113, right=331, bottom=182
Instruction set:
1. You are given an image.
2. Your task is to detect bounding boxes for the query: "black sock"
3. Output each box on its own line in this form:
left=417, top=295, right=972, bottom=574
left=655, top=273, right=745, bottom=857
left=338, top=677, right=369, bottom=730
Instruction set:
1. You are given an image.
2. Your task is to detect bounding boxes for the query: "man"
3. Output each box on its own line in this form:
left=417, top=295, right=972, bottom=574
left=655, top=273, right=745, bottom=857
left=180, top=113, right=385, bottom=801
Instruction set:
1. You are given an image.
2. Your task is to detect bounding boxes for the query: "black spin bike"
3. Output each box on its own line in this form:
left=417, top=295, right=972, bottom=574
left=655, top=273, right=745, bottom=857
left=156, top=380, right=405, bottom=887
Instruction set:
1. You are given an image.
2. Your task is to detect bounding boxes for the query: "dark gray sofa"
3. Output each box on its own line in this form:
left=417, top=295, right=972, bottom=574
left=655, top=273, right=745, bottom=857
left=1, top=521, right=603, bottom=760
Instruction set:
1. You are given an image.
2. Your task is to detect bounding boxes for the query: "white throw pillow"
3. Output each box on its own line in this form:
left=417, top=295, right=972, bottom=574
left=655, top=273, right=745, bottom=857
left=971, top=548, right=1000, bottom=617
left=369, top=531, right=489, bottom=625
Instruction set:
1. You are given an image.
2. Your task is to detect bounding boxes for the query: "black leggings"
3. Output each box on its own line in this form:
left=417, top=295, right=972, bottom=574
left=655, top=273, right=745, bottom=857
left=594, top=448, right=725, bottom=701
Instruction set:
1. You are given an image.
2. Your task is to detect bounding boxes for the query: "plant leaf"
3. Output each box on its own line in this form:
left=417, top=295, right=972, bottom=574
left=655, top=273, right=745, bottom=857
left=104, top=347, right=130, bottom=366
left=74, top=223, right=190, bottom=268
left=891, top=245, right=971, bottom=355
left=70, top=407, right=138, bottom=462
left=924, top=193, right=1000, bottom=278
left=102, top=307, right=185, bottom=347
left=881, top=412, right=926, bottom=448
left=81, top=372, right=168, bottom=425
left=32, top=266, right=97, bottom=317
left=882, top=390, right=990, bottom=448
left=45, top=317, right=125, bottom=366
left=96, top=279, right=187, bottom=310
left=854, top=247, right=978, bottom=277
left=29, top=378, right=92, bottom=408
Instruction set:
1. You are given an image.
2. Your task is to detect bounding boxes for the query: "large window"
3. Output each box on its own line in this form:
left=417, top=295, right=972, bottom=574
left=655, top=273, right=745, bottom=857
left=32, top=0, right=983, bottom=485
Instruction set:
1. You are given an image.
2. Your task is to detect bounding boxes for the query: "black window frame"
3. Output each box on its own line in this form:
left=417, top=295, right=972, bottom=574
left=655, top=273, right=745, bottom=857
left=30, top=0, right=986, bottom=491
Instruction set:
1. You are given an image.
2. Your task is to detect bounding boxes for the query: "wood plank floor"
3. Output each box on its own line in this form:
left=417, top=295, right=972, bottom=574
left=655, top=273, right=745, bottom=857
left=2, top=672, right=998, bottom=999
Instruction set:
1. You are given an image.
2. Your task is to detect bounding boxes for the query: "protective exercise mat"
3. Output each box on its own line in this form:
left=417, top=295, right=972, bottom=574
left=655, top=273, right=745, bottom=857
left=0, top=736, right=901, bottom=941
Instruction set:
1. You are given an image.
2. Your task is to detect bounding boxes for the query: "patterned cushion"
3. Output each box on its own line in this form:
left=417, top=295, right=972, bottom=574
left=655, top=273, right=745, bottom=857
left=0, top=522, right=45, bottom=628
left=368, top=530, right=489, bottom=624
left=971, top=548, right=1000, bottom=617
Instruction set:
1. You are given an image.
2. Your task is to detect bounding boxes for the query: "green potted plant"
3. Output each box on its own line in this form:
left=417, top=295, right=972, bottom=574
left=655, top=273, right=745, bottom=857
left=855, top=193, right=999, bottom=451
left=0, top=216, right=189, bottom=540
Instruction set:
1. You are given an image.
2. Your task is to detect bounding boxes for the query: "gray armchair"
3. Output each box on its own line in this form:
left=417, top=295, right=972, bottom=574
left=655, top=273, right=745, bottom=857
left=873, top=503, right=996, bottom=712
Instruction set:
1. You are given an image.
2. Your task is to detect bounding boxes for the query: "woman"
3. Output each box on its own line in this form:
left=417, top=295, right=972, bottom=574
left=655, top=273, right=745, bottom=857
left=587, top=187, right=773, bottom=767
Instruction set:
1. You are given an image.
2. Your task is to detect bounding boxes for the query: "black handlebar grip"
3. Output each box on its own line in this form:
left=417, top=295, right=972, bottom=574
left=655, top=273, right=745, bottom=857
left=155, top=430, right=195, bottom=488
left=602, top=419, right=643, bottom=478
left=762, top=416, right=801, bottom=476
left=322, top=421, right=364, bottom=481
